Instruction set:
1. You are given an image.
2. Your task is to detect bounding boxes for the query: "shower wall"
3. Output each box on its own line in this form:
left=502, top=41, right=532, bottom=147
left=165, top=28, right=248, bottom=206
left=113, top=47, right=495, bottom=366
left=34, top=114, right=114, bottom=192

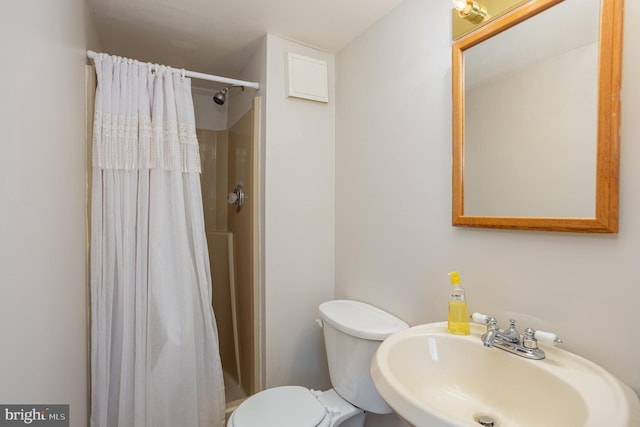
left=198, top=128, right=248, bottom=403
left=193, top=80, right=260, bottom=405
left=198, top=129, right=228, bottom=231
left=226, top=104, right=258, bottom=397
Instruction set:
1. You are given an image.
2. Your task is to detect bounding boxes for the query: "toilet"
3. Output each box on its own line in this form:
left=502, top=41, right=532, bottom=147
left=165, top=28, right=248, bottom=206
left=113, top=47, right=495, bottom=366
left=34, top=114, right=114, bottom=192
left=227, top=300, right=409, bottom=427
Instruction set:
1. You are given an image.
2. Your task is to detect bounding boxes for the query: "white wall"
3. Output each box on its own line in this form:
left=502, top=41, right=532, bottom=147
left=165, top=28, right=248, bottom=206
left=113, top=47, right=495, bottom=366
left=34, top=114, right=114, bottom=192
left=0, top=1, right=98, bottom=426
left=263, top=34, right=336, bottom=390
left=193, top=87, right=228, bottom=130
left=336, top=1, right=640, bottom=426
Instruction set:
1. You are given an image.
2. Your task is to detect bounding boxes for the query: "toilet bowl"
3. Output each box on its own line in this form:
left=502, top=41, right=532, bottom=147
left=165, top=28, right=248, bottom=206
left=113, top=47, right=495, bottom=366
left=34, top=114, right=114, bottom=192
left=227, top=300, right=409, bottom=427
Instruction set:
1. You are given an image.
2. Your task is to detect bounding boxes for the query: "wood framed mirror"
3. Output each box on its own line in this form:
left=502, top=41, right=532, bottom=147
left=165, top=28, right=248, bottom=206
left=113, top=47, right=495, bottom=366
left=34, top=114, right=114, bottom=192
left=452, top=0, right=623, bottom=232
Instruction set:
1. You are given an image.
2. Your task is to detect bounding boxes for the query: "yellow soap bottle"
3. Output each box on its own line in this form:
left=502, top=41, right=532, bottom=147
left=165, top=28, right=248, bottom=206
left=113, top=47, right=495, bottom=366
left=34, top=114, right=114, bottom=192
left=447, top=271, right=470, bottom=335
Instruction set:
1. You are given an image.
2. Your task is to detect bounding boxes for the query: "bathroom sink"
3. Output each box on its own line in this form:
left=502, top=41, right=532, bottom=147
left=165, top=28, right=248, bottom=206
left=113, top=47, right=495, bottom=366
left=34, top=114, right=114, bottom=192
left=371, top=322, right=640, bottom=427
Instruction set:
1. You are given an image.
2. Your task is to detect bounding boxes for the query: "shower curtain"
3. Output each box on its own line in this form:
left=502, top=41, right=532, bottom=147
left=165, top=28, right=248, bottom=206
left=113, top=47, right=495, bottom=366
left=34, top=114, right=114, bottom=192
left=90, top=53, right=225, bottom=427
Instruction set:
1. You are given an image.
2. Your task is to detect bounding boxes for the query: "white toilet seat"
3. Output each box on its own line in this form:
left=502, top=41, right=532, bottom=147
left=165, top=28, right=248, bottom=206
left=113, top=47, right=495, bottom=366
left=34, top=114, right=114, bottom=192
left=228, top=386, right=331, bottom=427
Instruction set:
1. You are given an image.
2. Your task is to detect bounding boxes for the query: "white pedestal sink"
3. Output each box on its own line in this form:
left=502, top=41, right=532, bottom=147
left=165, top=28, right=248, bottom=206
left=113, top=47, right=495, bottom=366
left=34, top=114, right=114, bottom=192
left=371, top=322, right=640, bottom=427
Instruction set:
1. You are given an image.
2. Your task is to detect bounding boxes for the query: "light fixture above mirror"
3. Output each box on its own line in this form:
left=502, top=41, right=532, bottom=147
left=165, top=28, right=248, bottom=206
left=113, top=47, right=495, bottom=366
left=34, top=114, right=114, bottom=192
left=453, top=0, right=488, bottom=24
left=452, top=0, right=532, bottom=40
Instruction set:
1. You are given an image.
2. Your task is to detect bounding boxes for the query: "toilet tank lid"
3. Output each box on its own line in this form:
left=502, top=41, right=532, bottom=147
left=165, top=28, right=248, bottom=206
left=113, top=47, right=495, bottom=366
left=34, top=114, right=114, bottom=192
left=319, top=300, right=409, bottom=340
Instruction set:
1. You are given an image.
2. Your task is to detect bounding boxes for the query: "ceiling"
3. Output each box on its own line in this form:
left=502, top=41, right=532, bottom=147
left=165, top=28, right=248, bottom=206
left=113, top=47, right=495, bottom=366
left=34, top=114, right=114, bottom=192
left=88, top=0, right=404, bottom=85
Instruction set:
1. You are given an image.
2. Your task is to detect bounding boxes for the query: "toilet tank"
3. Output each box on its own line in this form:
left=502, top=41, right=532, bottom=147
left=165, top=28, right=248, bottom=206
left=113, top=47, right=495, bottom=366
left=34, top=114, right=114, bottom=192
left=319, top=300, right=408, bottom=414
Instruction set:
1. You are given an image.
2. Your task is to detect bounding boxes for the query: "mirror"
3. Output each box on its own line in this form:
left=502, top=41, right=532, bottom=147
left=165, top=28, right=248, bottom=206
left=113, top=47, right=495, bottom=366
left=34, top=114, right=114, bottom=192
left=452, top=0, right=623, bottom=232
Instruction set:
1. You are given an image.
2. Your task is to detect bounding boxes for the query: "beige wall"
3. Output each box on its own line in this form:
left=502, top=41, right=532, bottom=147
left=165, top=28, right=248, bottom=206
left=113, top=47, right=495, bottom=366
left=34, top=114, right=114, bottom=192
left=0, top=1, right=99, bottom=425
left=336, top=1, right=640, bottom=426
left=199, top=129, right=235, bottom=381
left=228, top=106, right=259, bottom=395
left=199, top=129, right=229, bottom=231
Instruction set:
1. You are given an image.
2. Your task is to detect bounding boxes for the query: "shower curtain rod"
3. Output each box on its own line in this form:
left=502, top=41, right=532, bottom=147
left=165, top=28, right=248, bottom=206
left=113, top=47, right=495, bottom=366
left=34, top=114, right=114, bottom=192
left=86, top=50, right=260, bottom=90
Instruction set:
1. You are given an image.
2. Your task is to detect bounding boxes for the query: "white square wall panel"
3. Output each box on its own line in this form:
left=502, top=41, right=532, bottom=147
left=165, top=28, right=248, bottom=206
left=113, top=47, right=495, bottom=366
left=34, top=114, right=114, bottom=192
left=286, top=52, right=329, bottom=103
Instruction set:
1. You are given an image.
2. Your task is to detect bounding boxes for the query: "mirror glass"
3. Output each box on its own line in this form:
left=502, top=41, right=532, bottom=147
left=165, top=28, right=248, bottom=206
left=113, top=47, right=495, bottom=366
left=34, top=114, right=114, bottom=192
left=464, top=0, right=599, bottom=217
left=452, top=0, right=622, bottom=232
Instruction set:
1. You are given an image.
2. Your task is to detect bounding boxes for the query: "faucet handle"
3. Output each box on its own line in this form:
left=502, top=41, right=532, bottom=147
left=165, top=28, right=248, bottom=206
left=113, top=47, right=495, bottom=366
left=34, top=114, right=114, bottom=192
left=471, top=312, right=491, bottom=324
left=534, top=330, right=563, bottom=345
left=523, top=328, right=562, bottom=348
left=523, top=328, right=539, bottom=350
left=487, top=317, right=498, bottom=330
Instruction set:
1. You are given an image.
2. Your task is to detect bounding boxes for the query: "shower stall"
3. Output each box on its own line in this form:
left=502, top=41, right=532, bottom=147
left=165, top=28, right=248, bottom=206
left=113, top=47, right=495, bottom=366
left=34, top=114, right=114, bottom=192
left=85, top=52, right=261, bottom=426
left=196, top=94, right=260, bottom=406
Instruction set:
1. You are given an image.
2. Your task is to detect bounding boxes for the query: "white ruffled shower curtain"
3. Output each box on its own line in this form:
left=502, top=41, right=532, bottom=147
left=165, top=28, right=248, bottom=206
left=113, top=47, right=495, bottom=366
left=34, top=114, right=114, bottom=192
left=90, top=53, right=225, bottom=427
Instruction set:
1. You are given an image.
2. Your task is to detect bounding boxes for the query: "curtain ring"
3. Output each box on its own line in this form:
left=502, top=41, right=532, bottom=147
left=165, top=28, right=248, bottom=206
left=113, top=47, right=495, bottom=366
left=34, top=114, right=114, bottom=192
left=181, top=69, right=186, bottom=79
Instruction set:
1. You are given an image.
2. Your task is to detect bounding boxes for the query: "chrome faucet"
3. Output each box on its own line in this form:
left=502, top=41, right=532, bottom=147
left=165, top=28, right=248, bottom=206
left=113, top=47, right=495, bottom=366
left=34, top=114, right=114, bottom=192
left=472, top=313, right=562, bottom=360
left=481, top=318, right=499, bottom=347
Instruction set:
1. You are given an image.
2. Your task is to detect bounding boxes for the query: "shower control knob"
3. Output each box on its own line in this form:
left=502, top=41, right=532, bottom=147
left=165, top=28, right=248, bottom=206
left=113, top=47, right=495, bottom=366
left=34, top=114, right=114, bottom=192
left=227, top=184, right=245, bottom=212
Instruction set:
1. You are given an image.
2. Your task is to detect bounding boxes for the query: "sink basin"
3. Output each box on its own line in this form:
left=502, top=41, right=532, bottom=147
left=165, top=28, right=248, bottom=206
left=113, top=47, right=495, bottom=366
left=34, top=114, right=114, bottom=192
left=371, top=322, right=640, bottom=427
